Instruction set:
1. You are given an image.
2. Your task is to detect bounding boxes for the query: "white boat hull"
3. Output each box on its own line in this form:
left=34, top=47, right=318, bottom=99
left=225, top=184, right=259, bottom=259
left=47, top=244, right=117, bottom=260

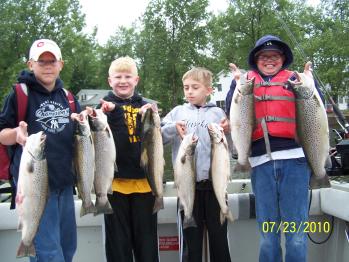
left=1, top=179, right=349, bottom=262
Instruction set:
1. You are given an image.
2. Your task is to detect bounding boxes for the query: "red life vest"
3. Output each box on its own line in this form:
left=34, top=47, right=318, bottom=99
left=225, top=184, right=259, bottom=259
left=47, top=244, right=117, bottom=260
left=249, top=70, right=296, bottom=141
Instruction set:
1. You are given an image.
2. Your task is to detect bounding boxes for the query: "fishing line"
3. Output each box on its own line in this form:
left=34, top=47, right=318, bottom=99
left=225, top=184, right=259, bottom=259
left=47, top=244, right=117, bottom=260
left=307, top=189, right=335, bottom=244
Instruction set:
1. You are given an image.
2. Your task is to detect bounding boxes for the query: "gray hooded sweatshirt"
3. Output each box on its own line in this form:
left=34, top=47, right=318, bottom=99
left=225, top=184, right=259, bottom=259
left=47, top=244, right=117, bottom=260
left=161, top=102, right=228, bottom=182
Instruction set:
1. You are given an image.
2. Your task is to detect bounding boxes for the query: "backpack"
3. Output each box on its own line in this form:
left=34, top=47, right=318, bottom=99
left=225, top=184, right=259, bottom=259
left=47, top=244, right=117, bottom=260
left=0, top=83, right=76, bottom=209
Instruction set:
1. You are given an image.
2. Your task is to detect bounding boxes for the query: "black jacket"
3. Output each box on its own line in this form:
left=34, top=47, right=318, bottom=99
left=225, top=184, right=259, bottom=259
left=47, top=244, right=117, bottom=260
left=0, top=70, right=80, bottom=190
left=101, top=91, right=147, bottom=179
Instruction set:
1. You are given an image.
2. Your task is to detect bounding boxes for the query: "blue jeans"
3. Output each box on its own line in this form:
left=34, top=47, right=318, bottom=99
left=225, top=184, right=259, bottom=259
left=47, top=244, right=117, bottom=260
left=251, top=158, right=310, bottom=262
left=30, top=186, right=77, bottom=262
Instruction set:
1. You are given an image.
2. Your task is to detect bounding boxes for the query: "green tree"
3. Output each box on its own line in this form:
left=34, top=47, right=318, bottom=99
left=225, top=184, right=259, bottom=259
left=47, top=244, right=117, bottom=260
left=208, top=0, right=348, bottom=100
left=309, top=0, right=349, bottom=99
left=208, top=0, right=310, bottom=73
left=138, top=0, right=211, bottom=112
left=0, top=0, right=99, bottom=104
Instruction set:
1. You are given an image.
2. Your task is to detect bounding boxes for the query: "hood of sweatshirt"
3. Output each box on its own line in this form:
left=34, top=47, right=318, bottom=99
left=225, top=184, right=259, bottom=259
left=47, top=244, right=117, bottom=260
left=17, top=70, right=64, bottom=94
left=103, top=91, right=144, bottom=106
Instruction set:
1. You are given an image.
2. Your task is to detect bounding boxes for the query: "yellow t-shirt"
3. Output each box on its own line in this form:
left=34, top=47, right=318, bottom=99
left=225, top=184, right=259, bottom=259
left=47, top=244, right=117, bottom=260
left=112, top=178, right=152, bottom=194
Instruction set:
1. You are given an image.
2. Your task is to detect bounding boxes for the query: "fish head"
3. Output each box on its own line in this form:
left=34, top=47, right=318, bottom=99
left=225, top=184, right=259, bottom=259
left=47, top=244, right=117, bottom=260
left=88, top=108, right=108, bottom=131
left=150, top=104, right=161, bottom=128
left=25, top=131, right=46, bottom=160
left=207, top=123, right=224, bottom=144
left=75, top=110, right=91, bottom=136
left=141, top=107, right=153, bottom=135
left=182, top=133, right=198, bottom=156
left=290, top=72, right=314, bottom=99
left=239, top=77, right=255, bottom=95
left=141, top=103, right=161, bottom=133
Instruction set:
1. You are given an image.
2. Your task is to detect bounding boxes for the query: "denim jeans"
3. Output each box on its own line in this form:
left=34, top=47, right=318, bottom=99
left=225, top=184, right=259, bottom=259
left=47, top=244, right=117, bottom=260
left=30, top=186, right=77, bottom=262
left=251, top=158, right=310, bottom=262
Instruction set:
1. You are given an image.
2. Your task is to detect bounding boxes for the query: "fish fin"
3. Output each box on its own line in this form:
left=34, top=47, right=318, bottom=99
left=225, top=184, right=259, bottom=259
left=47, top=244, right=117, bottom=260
left=294, top=132, right=300, bottom=144
left=108, top=184, right=113, bottom=194
left=180, top=154, right=186, bottom=164
left=325, top=155, right=332, bottom=168
left=94, top=197, right=113, bottom=216
left=140, top=148, right=148, bottom=169
left=234, top=93, right=242, bottom=104
left=26, top=160, right=34, bottom=173
left=17, top=219, right=23, bottom=231
left=183, top=216, right=197, bottom=229
left=16, top=241, right=36, bottom=258
left=233, top=162, right=251, bottom=173
left=106, top=126, right=113, bottom=138
left=314, top=95, right=322, bottom=106
left=114, top=162, right=118, bottom=172
left=80, top=202, right=97, bottom=217
left=223, top=140, right=229, bottom=151
left=153, top=197, right=164, bottom=214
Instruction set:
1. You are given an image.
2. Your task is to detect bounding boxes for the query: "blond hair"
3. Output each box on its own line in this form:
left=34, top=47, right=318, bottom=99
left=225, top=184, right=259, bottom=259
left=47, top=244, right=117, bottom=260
left=182, top=67, right=213, bottom=87
left=108, top=56, right=138, bottom=76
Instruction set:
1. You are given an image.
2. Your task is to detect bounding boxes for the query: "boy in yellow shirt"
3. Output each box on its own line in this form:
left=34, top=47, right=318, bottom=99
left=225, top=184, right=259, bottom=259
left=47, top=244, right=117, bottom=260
left=100, top=56, right=158, bottom=262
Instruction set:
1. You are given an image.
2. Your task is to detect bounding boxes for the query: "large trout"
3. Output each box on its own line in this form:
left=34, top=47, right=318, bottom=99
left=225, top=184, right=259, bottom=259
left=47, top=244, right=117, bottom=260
left=88, top=107, right=115, bottom=215
left=140, top=104, right=165, bottom=213
left=174, top=133, right=198, bottom=229
left=72, top=110, right=97, bottom=216
left=229, top=70, right=255, bottom=172
left=16, top=131, right=48, bottom=258
left=208, top=123, right=233, bottom=224
left=292, top=72, right=331, bottom=188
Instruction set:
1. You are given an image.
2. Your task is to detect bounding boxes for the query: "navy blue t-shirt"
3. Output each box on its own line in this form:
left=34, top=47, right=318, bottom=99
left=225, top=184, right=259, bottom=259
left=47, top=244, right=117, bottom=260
left=0, top=70, right=81, bottom=190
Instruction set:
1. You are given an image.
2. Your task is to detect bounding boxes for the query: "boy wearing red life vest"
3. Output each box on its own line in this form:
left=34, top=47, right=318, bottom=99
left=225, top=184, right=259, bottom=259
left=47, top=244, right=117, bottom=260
left=227, top=35, right=318, bottom=262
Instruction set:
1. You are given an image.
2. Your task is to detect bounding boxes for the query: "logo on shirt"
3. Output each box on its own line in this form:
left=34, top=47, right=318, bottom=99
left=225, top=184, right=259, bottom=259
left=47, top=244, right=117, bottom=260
left=35, top=100, right=70, bottom=134
left=186, top=120, right=208, bottom=129
left=122, top=105, right=140, bottom=143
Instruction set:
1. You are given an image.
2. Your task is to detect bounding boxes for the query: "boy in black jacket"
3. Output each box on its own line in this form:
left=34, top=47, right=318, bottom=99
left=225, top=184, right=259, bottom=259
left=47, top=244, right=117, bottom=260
left=0, top=39, right=79, bottom=262
left=99, top=56, right=159, bottom=262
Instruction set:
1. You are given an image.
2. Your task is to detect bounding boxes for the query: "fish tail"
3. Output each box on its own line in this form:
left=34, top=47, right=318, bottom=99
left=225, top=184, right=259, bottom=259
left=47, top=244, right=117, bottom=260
left=183, top=216, right=197, bottom=229
left=94, top=197, right=113, bottom=216
left=16, top=241, right=36, bottom=258
left=80, top=201, right=97, bottom=217
left=152, top=196, right=164, bottom=214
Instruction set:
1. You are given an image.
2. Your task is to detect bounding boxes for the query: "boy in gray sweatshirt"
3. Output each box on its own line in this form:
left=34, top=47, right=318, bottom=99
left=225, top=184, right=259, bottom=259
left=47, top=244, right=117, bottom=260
left=161, top=67, right=231, bottom=262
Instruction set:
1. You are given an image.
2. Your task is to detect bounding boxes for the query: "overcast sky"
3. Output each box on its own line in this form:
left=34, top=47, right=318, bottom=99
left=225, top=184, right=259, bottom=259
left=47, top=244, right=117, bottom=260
left=79, top=0, right=229, bottom=44
left=79, top=0, right=319, bottom=45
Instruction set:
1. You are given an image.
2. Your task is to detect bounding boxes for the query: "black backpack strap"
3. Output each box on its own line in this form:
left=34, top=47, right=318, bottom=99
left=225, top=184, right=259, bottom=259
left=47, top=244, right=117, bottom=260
left=9, top=178, right=16, bottom=209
